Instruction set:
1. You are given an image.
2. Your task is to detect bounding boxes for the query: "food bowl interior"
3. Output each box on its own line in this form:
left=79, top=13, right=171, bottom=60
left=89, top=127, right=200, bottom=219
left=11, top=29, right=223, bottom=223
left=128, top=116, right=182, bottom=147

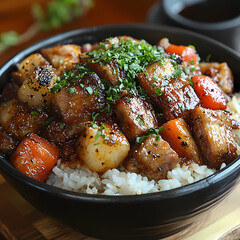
left=0, top=24, right=240, bottom=239
left=1, top=22, right=240, bottom=200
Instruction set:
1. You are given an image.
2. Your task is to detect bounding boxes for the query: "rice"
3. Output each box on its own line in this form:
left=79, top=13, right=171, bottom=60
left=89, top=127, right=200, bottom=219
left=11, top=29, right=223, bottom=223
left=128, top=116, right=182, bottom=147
left=46, top=161, right=216, bottom=195
left=46, top=94, right=240, bottom=196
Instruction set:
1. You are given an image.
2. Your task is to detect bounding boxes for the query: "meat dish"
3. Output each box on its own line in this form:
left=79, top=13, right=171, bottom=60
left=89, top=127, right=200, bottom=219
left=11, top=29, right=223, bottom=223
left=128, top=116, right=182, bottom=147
left=0, top=36, right=239, bottom=195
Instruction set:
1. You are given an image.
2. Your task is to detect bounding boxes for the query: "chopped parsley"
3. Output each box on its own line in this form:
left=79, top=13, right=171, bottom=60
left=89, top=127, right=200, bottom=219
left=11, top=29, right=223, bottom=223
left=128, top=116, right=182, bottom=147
left=51, top=63, right=93, bottom=94
left=136, top=126, right=164, bottom=144
left=155, top=88, right=162, bottom=96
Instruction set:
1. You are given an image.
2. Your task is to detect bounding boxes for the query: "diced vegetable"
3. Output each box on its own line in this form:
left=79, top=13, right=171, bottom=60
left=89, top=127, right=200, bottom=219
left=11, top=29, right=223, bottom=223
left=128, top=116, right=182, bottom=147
left=192, top=75, right=227, bottom=110
left=160, top=118, right=203, bottom=164
left=166, top=44, right=198, bottom=64
left=11, top=133, right=60, bottom=182
left=76, top=123, right=130, bottom=173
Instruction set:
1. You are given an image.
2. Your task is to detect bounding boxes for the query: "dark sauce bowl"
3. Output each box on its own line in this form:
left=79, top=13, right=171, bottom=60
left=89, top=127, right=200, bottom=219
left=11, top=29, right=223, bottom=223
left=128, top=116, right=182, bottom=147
left=162, top=0, right=240, bottom=51
left=0, top=24, right=240, bottom=240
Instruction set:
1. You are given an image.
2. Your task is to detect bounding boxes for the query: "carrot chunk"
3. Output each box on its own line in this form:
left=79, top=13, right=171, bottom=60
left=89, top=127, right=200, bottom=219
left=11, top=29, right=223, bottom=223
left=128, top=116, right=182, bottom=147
left=192, top=75, right=227, bottom=110
left=160, top=118, right=203, bottom=165
left=166, top=44, right=198, bottom=64
left=11, top=133, right=60, bottom=182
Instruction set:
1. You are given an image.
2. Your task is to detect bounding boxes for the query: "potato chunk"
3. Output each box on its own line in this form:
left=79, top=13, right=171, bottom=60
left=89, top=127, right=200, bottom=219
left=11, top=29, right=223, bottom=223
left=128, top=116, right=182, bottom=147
left=125, top=135, right=180, bottom=180
left=76, top=123, right=130, bottom=173
left=190, top=106, right=238, bottom=168
left=18, top=67, right=57, bottom=108
left=17, top=53, right=50, bottom=82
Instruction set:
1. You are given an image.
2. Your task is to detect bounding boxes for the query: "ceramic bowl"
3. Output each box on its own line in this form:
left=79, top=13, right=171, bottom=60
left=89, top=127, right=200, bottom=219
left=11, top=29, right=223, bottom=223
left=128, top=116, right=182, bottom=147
left=162, top=0, right=240, bottom=51
left=0, top=24, right=240, bottom=240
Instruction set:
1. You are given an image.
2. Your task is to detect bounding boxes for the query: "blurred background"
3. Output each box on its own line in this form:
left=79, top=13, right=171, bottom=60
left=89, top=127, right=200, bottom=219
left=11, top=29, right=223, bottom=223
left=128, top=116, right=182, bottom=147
left=0, top=0, right=157, bottom=66
left=0, top=0, right=239, bottom=67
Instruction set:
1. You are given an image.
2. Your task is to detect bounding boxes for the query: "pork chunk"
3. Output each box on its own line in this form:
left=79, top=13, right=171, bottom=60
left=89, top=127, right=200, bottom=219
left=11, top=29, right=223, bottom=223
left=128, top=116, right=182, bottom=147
left=53, top=73, right=106, bottom=125
left=138, top=60, right=200, bottom=120
left=43, top=120, right=85, bottom=147
left=85, top=58, right=126, bottom=87
left=190, top=106, right=238, bottom=168
left=125, top=135, right=180, bottom=180
left=114, top=96, right=158, bottom=142
left=0, top=99, right=47, bottom=141
left=0, top=125, right=17, bottom=154
left=199, top=62, right=234, bottom=94
left=41, top=44, right=81, bottom=68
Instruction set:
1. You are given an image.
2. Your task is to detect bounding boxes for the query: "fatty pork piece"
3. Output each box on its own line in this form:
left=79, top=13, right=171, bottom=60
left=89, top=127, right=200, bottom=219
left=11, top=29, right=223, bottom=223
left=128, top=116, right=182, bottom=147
left=0, top=125, right=17, bottom=154
left=76, top=122, right=130, bottom=173
left=125, top=135, right=180, bottom=180
left=160, top=118, right=203, bottom=165
left=53, top=73, right=106, bottom=125
left=114, top=96, right=158, bottom=142
left=0, top=82, right=19, bottom=102
left=137, top=59, right=200, bottom=120
left=43, top=120, right=85, bottom=146
left=190, top=106, right=238, bottom=168
left=0, top=99, right=47, bottom=141
left=82, top=56, right=126, bottom=87
left=41, top=44, right=81, bottom=68
left=199, top=62, right=234, bottom=94
left=18, top=66, right=57, bottom=108
left=97, top=36, right=143, bottom=49
left=17, top=53, right=51, bottom=84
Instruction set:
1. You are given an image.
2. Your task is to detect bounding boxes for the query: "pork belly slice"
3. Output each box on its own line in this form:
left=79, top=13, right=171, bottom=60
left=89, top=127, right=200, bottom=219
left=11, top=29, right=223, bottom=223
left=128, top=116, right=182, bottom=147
left=0, top=99, right=47, bottom=141
left=125, top=135, right=180, bottom=180
left=42, top=120, right=85, bottom=147
left=83, top=57, right=126, bottom=87
left=41, top=44, right=81, bottom=68
left=53, top=73, right=106, bottom=125
left=138, top=59, right=200, bottom=120
left=161, top=118, right=204, bottom=165
left=114, top=96, right=158, bottom=142
left=0, top=125, right=17, bottom=154
left=199, top=62, right=234, bottom=95
left=190, top=106, right=238, bottom=168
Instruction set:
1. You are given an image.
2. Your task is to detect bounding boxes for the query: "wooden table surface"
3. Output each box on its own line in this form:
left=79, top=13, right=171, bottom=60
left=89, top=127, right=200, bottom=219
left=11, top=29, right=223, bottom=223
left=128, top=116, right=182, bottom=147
left=0, top=0, right=240, bottom=239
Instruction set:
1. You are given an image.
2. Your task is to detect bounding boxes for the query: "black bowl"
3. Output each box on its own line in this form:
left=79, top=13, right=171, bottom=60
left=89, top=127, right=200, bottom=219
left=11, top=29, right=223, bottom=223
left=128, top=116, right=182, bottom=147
left=0, top=24, right=240, bottom=240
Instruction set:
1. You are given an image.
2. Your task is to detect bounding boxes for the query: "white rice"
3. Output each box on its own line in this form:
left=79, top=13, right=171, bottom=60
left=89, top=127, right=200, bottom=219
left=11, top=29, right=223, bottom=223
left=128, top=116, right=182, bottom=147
left=46, top=94, right=240, bottom=195
left=46, top=162, right=216, bottom=195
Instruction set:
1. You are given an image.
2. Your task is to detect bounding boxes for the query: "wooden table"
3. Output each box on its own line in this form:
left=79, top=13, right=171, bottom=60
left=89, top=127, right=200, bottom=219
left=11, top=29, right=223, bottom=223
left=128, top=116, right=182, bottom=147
left=0, top=0, right=240, bottom=239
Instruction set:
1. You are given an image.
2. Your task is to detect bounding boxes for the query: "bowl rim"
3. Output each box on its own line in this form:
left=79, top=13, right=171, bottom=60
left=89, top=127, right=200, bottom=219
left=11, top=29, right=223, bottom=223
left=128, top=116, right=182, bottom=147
left=0, top=23, right=240, bottom=203
left=162, top=0, right=240, bottom=31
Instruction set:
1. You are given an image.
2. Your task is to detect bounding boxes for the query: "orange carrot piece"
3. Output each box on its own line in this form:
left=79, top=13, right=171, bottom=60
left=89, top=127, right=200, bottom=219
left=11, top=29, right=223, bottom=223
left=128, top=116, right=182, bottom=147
left=192, top=75, right=227, bottom=110
left=160, top=118, right=203, bottom=165
left=166, top=44, right=198, bottom=64
left=11, top=133, right=60, bottom=182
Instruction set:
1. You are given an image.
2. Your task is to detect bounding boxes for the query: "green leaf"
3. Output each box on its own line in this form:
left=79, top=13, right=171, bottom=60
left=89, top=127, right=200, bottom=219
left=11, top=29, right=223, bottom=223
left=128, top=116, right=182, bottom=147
left=32, top=3, right=45, bottom=21
left=0, top=31, right=19, bottom=49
